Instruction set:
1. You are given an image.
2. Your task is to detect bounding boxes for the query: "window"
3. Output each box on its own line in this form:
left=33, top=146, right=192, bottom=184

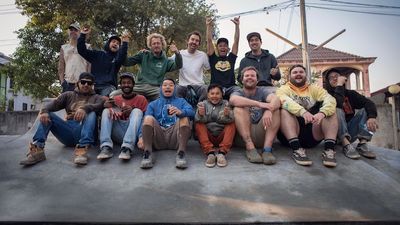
left=22, top=103, right=27, bottom=111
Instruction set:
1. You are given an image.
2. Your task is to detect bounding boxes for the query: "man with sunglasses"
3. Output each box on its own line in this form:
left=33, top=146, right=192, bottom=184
left=20, top=72, right=104, bottom=166
left=58, top=22, right=91, bottom=92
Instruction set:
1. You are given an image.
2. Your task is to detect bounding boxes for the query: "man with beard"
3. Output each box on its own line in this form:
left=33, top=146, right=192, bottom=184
left=276, top=65, right=338, bottom=167
left=20, top=72, right=104, bottom=166
left=229, top=66, right=281, bottom=165
left=77, top=27, right=128, bottom=96
left=206, top=16, right=241, bottom=99
left=324, top=68, right=378, bottom=159
left=58, top=22, right=91, bottom=92
left=172, top=31, right=210, bottom=103
left=124, top=33, right=182, bottom=101
left=140, top=78, right=194, bottom=169
left=97, top=72, right=148, bottom=160
left=238, top=32, right=281, bottom=87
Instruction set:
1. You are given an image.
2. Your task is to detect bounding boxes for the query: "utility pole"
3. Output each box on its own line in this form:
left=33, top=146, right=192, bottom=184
left=300, top=0, right=311, bottom=81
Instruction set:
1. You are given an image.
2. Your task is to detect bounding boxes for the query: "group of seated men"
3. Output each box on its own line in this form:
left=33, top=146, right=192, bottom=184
left=20, top=18, right=379, bottom=169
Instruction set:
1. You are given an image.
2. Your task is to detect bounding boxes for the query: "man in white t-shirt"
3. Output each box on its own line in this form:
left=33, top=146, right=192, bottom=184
left=172, top=31, right=210, bottom=103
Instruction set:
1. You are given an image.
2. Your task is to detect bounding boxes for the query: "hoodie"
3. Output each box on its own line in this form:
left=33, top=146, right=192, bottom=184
left=323, top=73, right=377, bottom=122
left=77, top=34, right=127, bottom=88
left=195, top=99, right=234, bottom=136
left=145, top=83, right=195, bottom=128
left=238, top=49, right=281, bottom=86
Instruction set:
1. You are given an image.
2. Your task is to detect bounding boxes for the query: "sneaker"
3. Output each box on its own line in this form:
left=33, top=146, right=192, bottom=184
left=262, top=151, right=276, bottom=165
left=74, top=145, right=89, bottom=165
left=118, top=147, right=132, bottom=160
left=356, top=143, right=376, bottom=159
left=140, top=151, right=154, bottom=169
left=292, top=148, right=312, bottom=166
left=216, top=153, right=227, bottom=167
left=322, top=149, right=337, bottom=167
left=343, top=144, right=360, bottom=159
left=246, top=149, right=263, bottom=163
left=176, top=151, right=187, bottom=169
left=97, top=146, right=113, bottom=160
left=20, top=143, right=46, bottom=166
left=205, top=153, right=216, bottom=168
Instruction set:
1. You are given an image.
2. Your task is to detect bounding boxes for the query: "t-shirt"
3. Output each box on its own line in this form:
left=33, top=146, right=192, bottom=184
left=209, top=53, right=237, bottom=88
left=231, top=87, right=274, bottom=124
left=113, top=94, right=148, bottom=120
left=171, top=49, right=210, bottom=86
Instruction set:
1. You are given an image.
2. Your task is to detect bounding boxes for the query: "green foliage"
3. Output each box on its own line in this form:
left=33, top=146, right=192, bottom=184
left=9, top=0, right=217, bottom=99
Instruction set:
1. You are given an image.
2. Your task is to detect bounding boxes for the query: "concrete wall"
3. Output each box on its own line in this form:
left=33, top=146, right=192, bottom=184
left=370, top=104, right=398, bottom=149
left=0, top=111, right=38, bottom=135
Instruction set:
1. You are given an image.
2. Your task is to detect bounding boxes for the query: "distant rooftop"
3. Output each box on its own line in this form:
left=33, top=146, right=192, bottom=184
left=0, top=52, right=11, bottom=66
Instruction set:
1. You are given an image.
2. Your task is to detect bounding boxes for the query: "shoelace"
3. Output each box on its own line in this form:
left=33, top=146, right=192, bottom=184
left=295, top=148, right=307, bottom=157
left=325, top=150, right=335, bottom=158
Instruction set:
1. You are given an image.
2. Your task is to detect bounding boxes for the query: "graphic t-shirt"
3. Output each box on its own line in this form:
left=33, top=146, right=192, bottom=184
left=209, top=53, right=237, bottom=88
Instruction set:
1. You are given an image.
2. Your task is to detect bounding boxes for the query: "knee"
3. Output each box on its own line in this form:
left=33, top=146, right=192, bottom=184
left=143, top=116, right=155, bottom=126
left=130, top=108, right=143, bottom=118
left=179, top=117, right=190, bottom=127
left=86, top=111, right=97, bottom=121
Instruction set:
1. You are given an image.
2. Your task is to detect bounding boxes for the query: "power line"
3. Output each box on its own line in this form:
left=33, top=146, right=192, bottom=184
left=0, top=39, right=18, bottom=42
left=307, top=5, right=400, bottom=17
left=320, top=0, right=400, bottom=9
left=0, top=11, right=21, bottom=15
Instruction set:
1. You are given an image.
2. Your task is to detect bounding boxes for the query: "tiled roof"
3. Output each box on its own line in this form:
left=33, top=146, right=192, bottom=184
left=0, top=52, right=11, bottom=65
left=277, top=43, right=372, bottom=62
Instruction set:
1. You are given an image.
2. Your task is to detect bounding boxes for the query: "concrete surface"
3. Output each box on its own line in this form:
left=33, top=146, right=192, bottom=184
left=1, top=126, right=400, bottom=224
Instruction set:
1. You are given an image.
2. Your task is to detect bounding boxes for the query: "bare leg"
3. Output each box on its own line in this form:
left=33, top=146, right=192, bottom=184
left=234, top=107, right=254, bottom=151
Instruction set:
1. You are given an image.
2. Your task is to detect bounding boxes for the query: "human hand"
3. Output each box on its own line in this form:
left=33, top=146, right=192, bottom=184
left=337, top=76, right=347, bottom=86
left=231, top=16, right=240, bottom=26
left=262, top=110, right=273, bottom=129
left=366, top=118, right=378, bottom=132
left=312, top=112, right=325, bottom=125
left=169, top=43, right=179, bottom=54
left=302, top=111, right=314, bottom=124
left=270, top=67, right=279, bottom=76
left=197, top=102, right=206, bottom=116
left=39, top=113, right=51, bottom=125
left=73, top=108, right=86, bottom=121
left=206, top=17, right=213, bottom=26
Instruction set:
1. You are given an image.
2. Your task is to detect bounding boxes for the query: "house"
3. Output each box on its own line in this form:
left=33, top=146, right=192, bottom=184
left=0, top=52, right=41, bottom=111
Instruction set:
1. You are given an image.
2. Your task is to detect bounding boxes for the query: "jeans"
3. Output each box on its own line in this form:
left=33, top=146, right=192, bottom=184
left=33, top=111, right=97, bottom=148
left=337, top=108, right=373, bottom=143
left=176, top=84, right=208, bottom=102
left=95, top=84, right=116, bottom=97
left=99, top=108, right=143, bottom=151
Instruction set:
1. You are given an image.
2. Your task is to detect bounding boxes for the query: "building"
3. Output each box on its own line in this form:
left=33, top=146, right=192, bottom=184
left=277, top=43, right=376, bottom=96
left=0, top=52, right=41, bottom=111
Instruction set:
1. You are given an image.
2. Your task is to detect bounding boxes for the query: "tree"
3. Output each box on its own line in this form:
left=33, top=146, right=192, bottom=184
left=7, top=0, right=217, bottom=99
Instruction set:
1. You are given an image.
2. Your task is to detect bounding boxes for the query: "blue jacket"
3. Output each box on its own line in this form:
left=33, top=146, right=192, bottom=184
left=145, top=84, right=195, bottom=128
left=77, top=34, right=127, bottom=88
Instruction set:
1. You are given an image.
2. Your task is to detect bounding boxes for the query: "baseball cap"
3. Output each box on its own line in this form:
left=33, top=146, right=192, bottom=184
left=68, top=22, right=80, bottom=31
left=246, top=32, right=262, bottom=41
left=79, top=72, right=95, bottom=82
left=217, top=37, right=229, bottom=46
left=119, top=72, right=135, bottom=84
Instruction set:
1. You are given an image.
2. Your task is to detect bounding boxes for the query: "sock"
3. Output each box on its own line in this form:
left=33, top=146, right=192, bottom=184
left=288, top=138, right=300, bottom=151
left=263, top=146, right=273, bottom=153
left=207, top=151, right=215, bottom=156
left=325, top=139, right=336, bottom=151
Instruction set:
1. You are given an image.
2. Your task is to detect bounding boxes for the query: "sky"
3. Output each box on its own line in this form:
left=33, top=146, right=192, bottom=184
left=1, top=0, right=399, bottom=92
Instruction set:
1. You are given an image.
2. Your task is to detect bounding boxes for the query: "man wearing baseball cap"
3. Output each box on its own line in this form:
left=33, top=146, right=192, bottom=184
left=206, top=16, right=241, bottom=99
left=238, top=32, right=281, bottom=87
left=97, top=72, right=148, bottom=160
left=20, top=72, right=104, bottom=166
left=58, top=22, right=91, bottom=92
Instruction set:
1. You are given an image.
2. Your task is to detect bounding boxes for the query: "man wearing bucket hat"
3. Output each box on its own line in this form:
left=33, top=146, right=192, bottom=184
left=97, top=72, right=148, bottom=160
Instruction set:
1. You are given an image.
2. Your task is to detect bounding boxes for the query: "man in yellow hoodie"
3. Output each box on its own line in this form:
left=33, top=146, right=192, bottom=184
left=276, top=65, right=338, bottom=167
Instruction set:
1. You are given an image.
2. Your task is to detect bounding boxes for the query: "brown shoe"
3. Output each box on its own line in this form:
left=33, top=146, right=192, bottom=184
left=74, top=145, right=89, bottom=165
left=20, top=143, right=46, bottom=166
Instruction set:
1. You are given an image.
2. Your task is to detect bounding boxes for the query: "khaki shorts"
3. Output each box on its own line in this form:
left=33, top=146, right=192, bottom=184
left=234, top=118, right=266, bottom=148
left=152, top=120, right=180, bottom=150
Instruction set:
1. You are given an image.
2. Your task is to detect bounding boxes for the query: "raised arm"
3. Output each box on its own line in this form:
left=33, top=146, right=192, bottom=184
left=231, top=16, right=240, bottom=56
left=58, top=47, right=65, bottom=83
left=206, top=17, right=215, bottom=56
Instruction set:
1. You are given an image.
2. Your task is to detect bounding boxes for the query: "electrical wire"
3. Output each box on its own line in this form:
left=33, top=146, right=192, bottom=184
left=307, top=5, right=400, bottom=17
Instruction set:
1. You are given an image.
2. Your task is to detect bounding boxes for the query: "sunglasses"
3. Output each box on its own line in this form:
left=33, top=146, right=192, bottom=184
left=80, top=80, right=93, bottom=85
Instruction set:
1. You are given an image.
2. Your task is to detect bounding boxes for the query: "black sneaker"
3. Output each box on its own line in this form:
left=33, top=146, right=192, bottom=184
left=292, top=148, right=312, bottom=166
left=322, top=149, right=337, bottom=167
left=176, top=151, right=187, bottom=169
left=97, top=146, right=113, bottom=160
left=140, top=151, right=153, bottom=169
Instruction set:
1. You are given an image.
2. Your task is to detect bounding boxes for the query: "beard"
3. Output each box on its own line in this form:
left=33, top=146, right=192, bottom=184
left=290, top=77, right=307, bottom=87
left=121, top=86, right=133, bottom=94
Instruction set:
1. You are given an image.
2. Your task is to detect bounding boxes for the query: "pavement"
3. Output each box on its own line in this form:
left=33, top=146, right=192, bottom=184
left=0, top=115, right=400, bottom=224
